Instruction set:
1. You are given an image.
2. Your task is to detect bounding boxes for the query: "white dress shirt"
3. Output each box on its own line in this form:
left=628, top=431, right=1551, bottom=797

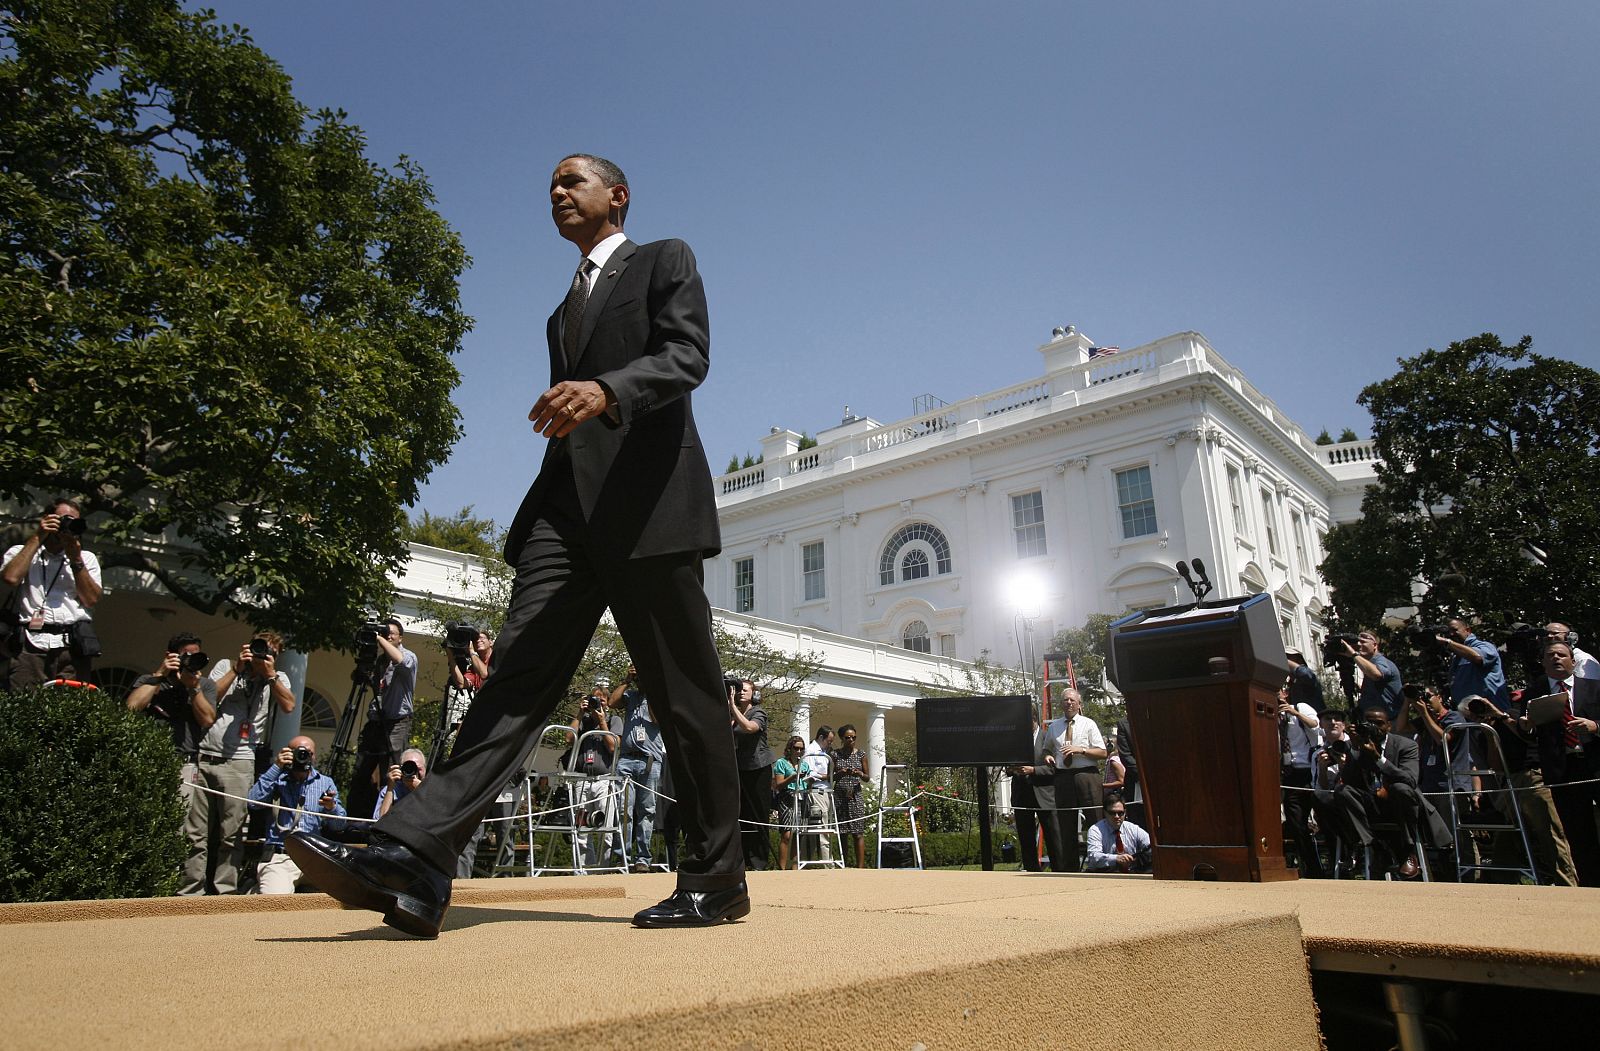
left=1085, top=817, right=1151, bottom=871
left=4, top=544, right=100, bottom=650
left=1045, top=714, right=1106, bottom=772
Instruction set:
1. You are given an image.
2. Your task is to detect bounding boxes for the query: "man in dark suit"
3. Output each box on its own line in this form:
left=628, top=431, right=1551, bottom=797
left=1529, top=637, right=1600, bottom=885
left=1330, top=706, right=1450, bottom=878
left=288, top=153, right=747, bottom=936
left=1008, top=713, right=1066, bottom=872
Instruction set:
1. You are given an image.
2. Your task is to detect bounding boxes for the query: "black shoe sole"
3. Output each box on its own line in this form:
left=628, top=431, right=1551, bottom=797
left=285, top=837, right=446, bottom=939
left=631, top=896, right=752, bottom=929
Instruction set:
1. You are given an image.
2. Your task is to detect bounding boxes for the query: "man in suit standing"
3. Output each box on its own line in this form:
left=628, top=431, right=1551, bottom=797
left=288, top=153, right=747, bottom=936
left=1530, top=638, right=1600, bottom=884
left=1008, top=711, right=1066, bottom=872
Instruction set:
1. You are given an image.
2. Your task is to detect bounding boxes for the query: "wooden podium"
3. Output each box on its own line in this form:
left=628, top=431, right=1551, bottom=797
left=1106, top=594, right=1296, bottom=882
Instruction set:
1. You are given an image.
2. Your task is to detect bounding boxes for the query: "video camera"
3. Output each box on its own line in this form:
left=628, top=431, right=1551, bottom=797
left=443, top=621, right=478, bottom=672
left=1408, top=623, right=1452, bottom=653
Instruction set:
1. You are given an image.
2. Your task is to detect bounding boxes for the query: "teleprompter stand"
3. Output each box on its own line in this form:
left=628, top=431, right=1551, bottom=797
left=1106, top=592, right=1296, bottom=882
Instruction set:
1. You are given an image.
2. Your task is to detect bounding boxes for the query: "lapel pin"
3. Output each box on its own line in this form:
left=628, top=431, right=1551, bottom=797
left=607, top=270, right=617, bottom=277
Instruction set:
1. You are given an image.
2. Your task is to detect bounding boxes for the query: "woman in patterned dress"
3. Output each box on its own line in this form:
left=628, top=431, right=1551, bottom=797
left=832, top=724, right=870, bottom=868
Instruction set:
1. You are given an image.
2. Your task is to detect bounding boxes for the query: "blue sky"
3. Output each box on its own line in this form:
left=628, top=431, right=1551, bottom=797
left=198, top=1, right=1600, bottom=528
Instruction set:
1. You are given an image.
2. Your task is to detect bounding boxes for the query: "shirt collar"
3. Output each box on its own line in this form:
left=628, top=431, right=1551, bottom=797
left=585, top=231, right=628, bottom=272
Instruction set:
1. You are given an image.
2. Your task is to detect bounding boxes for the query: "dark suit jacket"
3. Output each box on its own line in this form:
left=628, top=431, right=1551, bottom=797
left=505, top=238, right=720, bottom=564
left=1530, top=676, right=1600, bottom=783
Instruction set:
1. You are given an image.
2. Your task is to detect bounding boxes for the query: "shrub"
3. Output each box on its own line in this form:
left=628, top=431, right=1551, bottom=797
left=0, top=684, right=185, bottom=901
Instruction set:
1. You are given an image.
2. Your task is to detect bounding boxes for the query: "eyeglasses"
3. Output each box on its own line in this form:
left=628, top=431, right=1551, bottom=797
left=1108, top=811, right=1127, bottom=818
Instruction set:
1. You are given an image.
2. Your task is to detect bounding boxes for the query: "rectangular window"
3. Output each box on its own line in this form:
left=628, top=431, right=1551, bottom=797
left=1226, top=466, right=1247, bottom=537
left=1115, top=465, right=1159, bottom=539
left=1011, top=490, right=1048, bottom=558
left=802, top=541, right=825, bottom=601
left=1260, top=490, right=1281, bottom=558
left=1280, top=615, right=1297, bottom=650
left=1291, top=510, right=1310, bottom=574
left=733, top=557, right=754, bottom=613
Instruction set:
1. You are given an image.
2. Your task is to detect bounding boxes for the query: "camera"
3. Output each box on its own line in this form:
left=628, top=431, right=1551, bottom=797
left=291, top=746, right=314, bottom=772
left=444, top=621, right=478, bottom=650
left=59, top=515, right=87, bottom=536
left=1409, top=624, right=1451, bottom=651
left=248, top=637, right=273, bottom=658
left=400, top=759, right=421, bottom=779
left=1356, top=719, right=1388, bottom=745
left=1320, top=633, right=1359, bottom=664
left=177, top=651, right=209, bottom=673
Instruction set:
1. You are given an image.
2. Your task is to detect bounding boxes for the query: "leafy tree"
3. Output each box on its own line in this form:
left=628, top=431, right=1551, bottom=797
left=1047, top=613, right=1121, bottom=728
left=1338, top=427, right=1360, bottom=443
left=724, top=455, right=739, bottom=474
left=797, top=432, right=818, bottom=451
left=1314, top=429, right=1333, bottom=446
left=0, top=1, right=472, bottom=650
left=403, top=506, right=500, bottom=560
left=1320, top=334, right=1600, bottom=646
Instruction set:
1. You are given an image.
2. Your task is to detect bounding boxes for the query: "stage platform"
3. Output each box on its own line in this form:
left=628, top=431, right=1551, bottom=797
left=2, top=871, right=1596, bottom=1050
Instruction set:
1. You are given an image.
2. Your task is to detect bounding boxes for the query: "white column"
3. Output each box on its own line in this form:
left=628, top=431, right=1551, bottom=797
left=271, top=649, right=308, bottom=751
left=792, top=699, right=812, bottom=741
left=867, top=705, right=888, bottom=788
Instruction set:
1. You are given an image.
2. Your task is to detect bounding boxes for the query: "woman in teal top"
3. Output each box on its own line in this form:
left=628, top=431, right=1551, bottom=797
left=772, top=734, right=810, bottom=869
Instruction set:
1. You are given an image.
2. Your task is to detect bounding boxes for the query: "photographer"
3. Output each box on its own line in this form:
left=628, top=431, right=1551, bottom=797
left=1285, top=648, right=1326, bottom=715
left=2, top=497, right=102, bottom=689
left=1342, top=630, right=1404, bottom=720
left=729, top=677, right=774, bottom=871
left=126, top=633, right=217, bottom=894
left=611, top=665, right=665, bottom=872
left=1435, top=617, right=1509, bottom=708
left=448, top=628, right=494, bottom=693
left=1084, top=795, right=1151, bottom=873
left=1276, top=681, right=1324, bottom=877
left=572, top=685, right=623, bottom=867
left=1329, top=706, right=1447, bottom=879
left=193, top=632, right=294, bottom=894
left=350, top=618, right=418, bottom=825
left=248, top=736, right=345, bottom=894
left=1463, top=693, right=1578, bottom=886
left=1544, top=622, right=1599, bottom=681
left=376, top=749, right=428, bottom=820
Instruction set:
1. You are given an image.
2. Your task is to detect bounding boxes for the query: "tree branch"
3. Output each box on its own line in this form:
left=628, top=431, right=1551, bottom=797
left=44, top=249, right=74, bottom=292
left=98, top=549, right=228, bottom=615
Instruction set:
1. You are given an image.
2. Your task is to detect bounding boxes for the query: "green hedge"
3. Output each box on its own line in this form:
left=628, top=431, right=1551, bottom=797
left=0, top=684, right=185, bottom=901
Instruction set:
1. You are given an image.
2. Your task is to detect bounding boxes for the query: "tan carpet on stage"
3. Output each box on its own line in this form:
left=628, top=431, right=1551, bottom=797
left=2, top=871, right=1596, bottom=1050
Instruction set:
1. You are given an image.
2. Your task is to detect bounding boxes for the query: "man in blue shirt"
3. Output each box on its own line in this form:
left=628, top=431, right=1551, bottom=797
left=610, top=665, right=665, bottom=872
left=249, top=736, right=346, bottom=894
left=1436, top=617, right=1509, bottom=709
left=349, top=618, right=418, bottom=823
left=1345, top=630, right=1404, bottom=719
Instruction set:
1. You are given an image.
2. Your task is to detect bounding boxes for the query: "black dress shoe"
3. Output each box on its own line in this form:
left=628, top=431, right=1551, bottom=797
left=285, top=831, right=452, bottom=938
left=632, top=880, right=751, bottom=928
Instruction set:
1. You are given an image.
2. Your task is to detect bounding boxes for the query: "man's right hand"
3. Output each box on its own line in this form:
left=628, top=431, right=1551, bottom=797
left=35, top=513, right=61, bottom=540
left=158, top=652, right=182, bottom=677
left=387, top=764, right=403, bottom=787
left=275, top=747, right=294, bottom=769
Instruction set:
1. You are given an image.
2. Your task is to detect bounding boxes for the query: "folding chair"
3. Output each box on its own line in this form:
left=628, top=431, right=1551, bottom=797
left=493, top=723, right=574, bottom=877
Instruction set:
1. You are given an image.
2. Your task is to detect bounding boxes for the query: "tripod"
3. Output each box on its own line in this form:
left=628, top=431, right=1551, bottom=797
left=429, top=672, right=474, bottom=770
left=328, top=662, right=378, bottom=789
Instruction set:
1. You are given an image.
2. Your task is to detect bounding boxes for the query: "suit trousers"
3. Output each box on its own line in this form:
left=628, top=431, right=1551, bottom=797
left=1056, top=768, right=1104, bottom=866
left=376, top=473, right=744, bottom=892
left=1280, top=765, right=1323, bottom=877
left=1012, top=777, right=1067, bottom=872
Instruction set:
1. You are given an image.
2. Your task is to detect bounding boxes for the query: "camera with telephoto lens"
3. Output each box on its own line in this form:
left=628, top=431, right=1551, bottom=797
left=177, top=651, right=209, bottom=673
left=59, top=515, right=87, bottom=536
left=400, top=759, right=421, bottom=779
left=1409, top=624, right=1452, bottom=653
left=291, top=746, right=314, bottom=772
left=1356, top=718, right=1389, bottom=745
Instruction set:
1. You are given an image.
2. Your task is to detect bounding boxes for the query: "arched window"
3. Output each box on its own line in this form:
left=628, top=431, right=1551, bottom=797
left=92, top=666, right=143, bottom=704
left=878, top=523, right=953, bottom=585
left=902, top=548, right=929, bottom=580
left=902, top=620, right=931, bottom=653
left=300, top=687, right=337, bottom=730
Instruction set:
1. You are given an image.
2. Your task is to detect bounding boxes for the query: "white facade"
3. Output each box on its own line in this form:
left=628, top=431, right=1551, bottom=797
left=709, top=328, right=1379, bottom=670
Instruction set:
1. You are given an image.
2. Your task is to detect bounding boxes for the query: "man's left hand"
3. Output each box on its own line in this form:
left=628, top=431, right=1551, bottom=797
left=530, top=380, right=612, bottom=438
left=319, top=790, right=337, bottom=812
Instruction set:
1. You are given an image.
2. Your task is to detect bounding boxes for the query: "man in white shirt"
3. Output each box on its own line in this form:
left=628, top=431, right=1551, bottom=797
left=1276, top=682, right=1323, bottom=877
left=1545, top=623, right=1599, bottom=681
left=2, top=497, right=103, bottom=688
left=1084, top=796, right=1151, bottom=872
left=802, top=726, right=836, bottom=864
left=1045, top=688, right=1107, bottom=868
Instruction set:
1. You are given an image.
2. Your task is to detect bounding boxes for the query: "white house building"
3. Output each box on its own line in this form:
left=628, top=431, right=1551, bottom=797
left=707, top=327, right=1380, bottom=681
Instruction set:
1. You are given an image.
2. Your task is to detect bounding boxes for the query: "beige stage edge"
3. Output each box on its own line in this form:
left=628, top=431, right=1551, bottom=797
left=3, top=871, right=1594, bottom=1050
